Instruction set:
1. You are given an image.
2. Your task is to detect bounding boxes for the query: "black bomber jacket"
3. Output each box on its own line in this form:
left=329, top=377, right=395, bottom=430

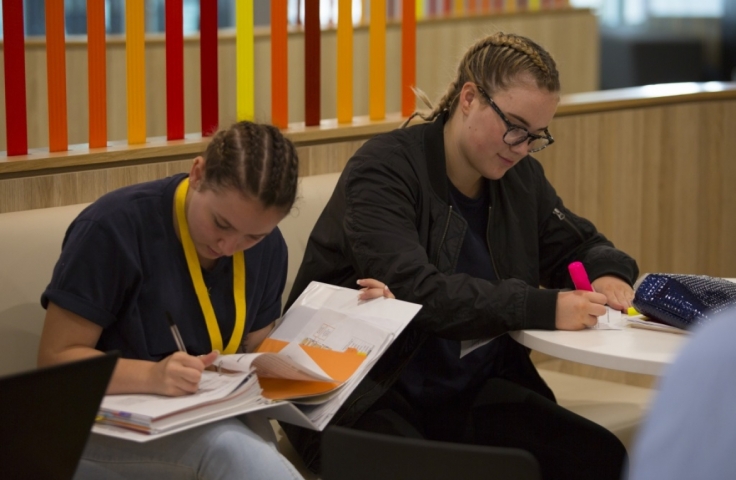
left=282, top=114, right=639, bottom=472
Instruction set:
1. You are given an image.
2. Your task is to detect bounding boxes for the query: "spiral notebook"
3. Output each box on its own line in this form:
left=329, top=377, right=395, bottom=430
left=0, top=353, right=118, bottom=480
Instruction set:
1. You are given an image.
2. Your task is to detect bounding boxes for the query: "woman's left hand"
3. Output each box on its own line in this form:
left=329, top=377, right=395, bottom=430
left=357, top=278, right=395, bottom=300
left=591, top=275, right=635, bottom=312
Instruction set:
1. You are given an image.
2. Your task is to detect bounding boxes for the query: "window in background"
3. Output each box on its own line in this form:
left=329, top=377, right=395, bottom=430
left=0, top=0, right=367, bottom=37
left=570, top=0, right=724, bottom=25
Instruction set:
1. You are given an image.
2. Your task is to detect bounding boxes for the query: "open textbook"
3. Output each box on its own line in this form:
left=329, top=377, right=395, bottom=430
left=92, top=281, right=422, bottom=442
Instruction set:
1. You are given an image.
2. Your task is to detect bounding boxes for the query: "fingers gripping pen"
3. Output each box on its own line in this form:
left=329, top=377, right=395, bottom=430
left=568, top=261, right=594, bottom=292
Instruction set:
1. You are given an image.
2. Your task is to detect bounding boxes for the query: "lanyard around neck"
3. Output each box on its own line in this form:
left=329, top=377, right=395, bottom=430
left=174, top=178, right=246, bottom=354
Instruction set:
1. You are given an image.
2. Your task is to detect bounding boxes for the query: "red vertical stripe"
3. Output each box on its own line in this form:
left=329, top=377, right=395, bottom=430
left=304, top=0, right=320, bottom=127
left=87, top=0, right=107, bottom=148
left=401, top=0, right=416, bottom=117
left=443, top=0, right=452, bottom=15
left=271, top=0, right=288, bottom=129
left=200, top=0, right=219, bottom=136
left=2, top=0, right=27, bottom=155
left=166, top=0, right=184, bottom=140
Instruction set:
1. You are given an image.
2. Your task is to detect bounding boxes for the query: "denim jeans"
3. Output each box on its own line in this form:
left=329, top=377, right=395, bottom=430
left=74, top=417, right=303, bottom=480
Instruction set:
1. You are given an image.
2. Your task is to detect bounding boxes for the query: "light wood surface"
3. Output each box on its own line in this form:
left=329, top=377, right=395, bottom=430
left=4, top=84, right=736, bottom=283
left=0, top=8, right=597, bottom=152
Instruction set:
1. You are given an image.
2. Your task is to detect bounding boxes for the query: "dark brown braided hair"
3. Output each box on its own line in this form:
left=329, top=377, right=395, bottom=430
left=201, top=121, right=299, bottom=212
left=404, top=32, right=560, bottom=126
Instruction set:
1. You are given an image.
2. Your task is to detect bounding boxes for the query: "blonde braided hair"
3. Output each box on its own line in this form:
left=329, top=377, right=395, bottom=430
left=402, top=32, right=560, bottom=127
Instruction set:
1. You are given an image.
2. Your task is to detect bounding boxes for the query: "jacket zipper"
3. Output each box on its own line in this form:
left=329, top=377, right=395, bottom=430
left=433, top=205, right=453, bottom=265
left=553, top=207, right=585, bottom=242
left=486, top=206, right=500, bottom=279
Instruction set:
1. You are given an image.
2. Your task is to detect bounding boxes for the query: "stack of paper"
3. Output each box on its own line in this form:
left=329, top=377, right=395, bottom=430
left=625, top=314, right=687, bottom=334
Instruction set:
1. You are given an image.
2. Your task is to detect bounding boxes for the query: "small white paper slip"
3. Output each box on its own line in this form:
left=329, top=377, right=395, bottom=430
left=589, top=306, right=625, bottom=330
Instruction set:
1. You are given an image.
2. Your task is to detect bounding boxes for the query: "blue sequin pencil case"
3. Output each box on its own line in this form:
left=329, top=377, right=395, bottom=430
left=632, top=273, right=736, bottom=330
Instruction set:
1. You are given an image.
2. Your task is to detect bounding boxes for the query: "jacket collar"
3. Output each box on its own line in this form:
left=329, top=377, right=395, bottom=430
left=423, top=112, right=451, bottom=202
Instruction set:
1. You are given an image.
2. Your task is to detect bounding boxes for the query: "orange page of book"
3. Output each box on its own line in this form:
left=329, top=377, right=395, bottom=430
left=255, top=338, right=366, bottom=400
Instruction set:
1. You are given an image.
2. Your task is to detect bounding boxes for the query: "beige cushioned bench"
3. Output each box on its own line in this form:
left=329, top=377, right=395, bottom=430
left=0, top=172, right=652, bottom=476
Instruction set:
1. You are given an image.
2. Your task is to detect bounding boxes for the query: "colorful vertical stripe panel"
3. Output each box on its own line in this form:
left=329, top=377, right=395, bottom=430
left=236, top=0, right=255, bottom=122
left=200, top=0, right=219, bottom=136
left=2, top=0, right=27, bottom=155
left=336, top=0, right=353, bottom=124
left=369, top=0, right=386, bottom=121
left=453, top=0, right=464, bottom=15
left=46, top=0, right=68, bottom=152
left=304, top=0, right=321, bottom=126
left=401, top=0, right=416, bottom=117
left=126, top=0, right=146, bottom=145
left=87, top=0, right=107, bottom=148
left=271, top=0, right=289, bottom=129
left=166, top=0, right=184, bottom=140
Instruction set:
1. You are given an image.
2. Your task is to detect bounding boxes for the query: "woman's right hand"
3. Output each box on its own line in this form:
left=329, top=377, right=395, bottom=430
left=150, top=350, right=219, bottom=396
left=555, top=290, right=607, bottom=330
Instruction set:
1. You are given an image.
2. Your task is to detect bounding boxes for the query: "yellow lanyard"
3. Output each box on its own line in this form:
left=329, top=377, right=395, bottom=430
left=174, top=178, right=246, bottom=354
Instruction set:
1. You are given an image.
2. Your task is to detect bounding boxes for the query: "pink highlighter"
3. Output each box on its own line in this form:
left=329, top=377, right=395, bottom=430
left=568, top=261, right=594, bottom=292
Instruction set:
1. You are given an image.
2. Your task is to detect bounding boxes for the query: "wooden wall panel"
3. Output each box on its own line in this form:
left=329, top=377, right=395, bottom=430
left=4, top=90, right=736, bottom=284
left=536, top=99, right=736, bottom=278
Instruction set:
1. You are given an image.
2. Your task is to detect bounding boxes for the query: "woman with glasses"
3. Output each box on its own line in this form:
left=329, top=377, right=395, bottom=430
left=283, top=32, right=638, bottom=480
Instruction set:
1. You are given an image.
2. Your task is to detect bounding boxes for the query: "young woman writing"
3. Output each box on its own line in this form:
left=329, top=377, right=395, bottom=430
left=38, top=121, right=391, bottom=480
left=284, top=32, right=639, bottom=480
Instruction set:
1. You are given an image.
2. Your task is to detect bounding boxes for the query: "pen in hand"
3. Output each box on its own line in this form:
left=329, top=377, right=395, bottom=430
left=165, top=311, right=188, bottom=353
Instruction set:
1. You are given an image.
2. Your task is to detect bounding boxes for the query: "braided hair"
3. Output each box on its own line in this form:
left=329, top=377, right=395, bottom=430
left=201, top=121, right=299, bottom=212
left=403, top=32, right=560, bottom=126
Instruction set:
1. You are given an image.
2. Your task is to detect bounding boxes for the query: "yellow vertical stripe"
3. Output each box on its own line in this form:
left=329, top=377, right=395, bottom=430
left=236, top=0, right=255, bottom=121
left=529, top=0, right=541, bottom=9
left=416, top=0, right=425, bottom=20
left=454, top=0, right=464, bottom=15
left=337, top=0, right=353, bottom=124
left=369, top=0, right=386, bottom=121
left=126, top=0, right=146, bottom=144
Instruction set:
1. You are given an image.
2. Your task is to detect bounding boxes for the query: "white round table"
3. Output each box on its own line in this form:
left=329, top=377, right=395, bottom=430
left=510, top=326, right=688, bottom=376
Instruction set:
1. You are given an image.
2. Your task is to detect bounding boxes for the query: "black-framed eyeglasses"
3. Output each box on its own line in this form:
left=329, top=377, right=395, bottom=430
left=475, top=84, right=554, bottom=153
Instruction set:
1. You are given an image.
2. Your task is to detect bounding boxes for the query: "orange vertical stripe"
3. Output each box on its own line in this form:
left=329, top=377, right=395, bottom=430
left=87, top=0, right=107, bottom=148
left=271, top=0, right=288, bottom=129
left=337, top=0, right=353, bottom=123
left=369, top=0, right=386, bottom=121
left=126, top=0, right=146, bottom=145
left=46, top=0, right=67, bottom=152
left=401, top=0, right=416, bottom=117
